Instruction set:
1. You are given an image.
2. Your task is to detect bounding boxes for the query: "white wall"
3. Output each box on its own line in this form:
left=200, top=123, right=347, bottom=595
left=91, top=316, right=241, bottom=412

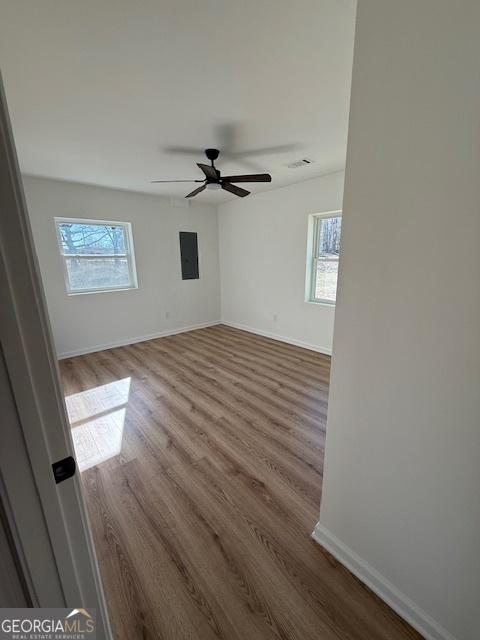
left=316, top=2, right=480, bottom=640
left=23, top=176, right=220, bottom=357
left=218, top=171, right=344, bottom=354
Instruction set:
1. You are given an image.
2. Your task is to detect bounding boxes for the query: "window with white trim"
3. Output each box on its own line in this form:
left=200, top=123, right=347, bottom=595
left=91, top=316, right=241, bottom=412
left=55, top=218, right=138, bottom=294
left=308, top=212, right=342, bottom=304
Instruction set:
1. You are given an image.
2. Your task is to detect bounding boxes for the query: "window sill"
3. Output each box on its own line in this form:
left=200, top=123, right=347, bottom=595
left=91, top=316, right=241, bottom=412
left=67, top=286, right=138, bottom=296
left=305, top=298, right=336, bottom=308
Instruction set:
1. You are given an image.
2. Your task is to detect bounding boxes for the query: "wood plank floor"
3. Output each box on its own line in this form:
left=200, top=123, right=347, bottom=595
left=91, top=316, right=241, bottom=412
left=59, top=324, right=421, bottom=640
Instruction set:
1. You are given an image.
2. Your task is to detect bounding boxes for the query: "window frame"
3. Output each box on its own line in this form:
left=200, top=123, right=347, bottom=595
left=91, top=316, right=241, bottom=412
left=54, top=217, right=138, bottom=295
left=307, top=210, right=342, bottom=306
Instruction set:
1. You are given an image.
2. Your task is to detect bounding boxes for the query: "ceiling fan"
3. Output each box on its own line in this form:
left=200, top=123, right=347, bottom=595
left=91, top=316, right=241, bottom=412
left=151, top=148, right=271, bottom=198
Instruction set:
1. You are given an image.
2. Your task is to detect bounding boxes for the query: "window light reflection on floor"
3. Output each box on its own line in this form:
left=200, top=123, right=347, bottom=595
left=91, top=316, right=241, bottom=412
left=64, top=377, right=131, bottom=472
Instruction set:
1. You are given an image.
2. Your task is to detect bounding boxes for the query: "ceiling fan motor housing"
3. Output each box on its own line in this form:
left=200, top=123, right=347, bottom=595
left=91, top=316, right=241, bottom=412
left=205, top=148, right=220, bottom=162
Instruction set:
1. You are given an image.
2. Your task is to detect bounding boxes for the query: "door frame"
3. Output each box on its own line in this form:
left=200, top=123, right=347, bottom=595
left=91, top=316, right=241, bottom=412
left=0, top=73, right=112, bottom=637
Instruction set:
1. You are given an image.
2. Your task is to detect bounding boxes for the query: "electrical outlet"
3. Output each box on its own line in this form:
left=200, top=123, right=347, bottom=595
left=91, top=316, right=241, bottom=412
left=165, top=311, right=171, bottom=319
left=273, top=314, right=278, bottom=323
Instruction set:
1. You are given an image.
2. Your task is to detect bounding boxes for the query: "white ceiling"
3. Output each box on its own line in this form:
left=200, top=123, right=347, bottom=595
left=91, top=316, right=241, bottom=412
left=0, top=0, right=355, bottom=203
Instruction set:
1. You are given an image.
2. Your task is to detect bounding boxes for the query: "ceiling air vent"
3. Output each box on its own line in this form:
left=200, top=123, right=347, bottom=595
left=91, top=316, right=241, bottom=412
left=285, top=158, right=315, bottom=169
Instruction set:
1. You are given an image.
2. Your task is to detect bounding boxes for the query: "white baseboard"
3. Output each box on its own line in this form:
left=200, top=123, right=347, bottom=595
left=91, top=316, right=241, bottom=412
left=311, top=523, right=456, bottom=640
left=220, top=320, right=332, bottom=356
left=57, top=320, right=221, bottom=359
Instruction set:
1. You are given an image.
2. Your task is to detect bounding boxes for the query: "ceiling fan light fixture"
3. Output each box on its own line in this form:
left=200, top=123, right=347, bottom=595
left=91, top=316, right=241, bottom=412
left=206, top=182, right=221, bottom=190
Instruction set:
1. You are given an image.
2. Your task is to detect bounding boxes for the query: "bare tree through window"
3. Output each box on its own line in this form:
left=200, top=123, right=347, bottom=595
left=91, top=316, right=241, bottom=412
left=55, top=220, right=137, bottom=293
left=310, top=214, right=341, bottom=303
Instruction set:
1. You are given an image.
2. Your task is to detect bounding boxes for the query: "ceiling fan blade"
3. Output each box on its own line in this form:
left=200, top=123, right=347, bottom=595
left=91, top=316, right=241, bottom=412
left=231, top=143, right=298, bottom=158
left=185, top=185, right=207, bottom=198
left=151, top=179, right=203, bottom=183
left=222, top=173, right=271, bottom=183
left=222, top=182, right=250, bottom=198
left=197, top=163, right=218, bottom=180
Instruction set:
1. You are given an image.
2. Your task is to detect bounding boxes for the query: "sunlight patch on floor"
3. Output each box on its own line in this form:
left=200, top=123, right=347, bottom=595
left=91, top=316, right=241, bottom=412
left=65, top=378, right=131, bottom=471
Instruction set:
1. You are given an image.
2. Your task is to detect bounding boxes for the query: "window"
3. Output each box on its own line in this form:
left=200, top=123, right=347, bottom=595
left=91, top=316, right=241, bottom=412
left=308, top=212, right=342, bottom=304
left=55, top=218, right=137, bottom=294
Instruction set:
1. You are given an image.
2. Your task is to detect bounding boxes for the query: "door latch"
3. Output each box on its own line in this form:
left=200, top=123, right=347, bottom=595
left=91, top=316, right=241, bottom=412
left=52, top=456, right=76, bottom=484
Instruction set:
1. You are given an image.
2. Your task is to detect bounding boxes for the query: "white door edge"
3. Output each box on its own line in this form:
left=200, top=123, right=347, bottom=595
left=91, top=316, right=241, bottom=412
left=0, top=72, right=112, bottom=638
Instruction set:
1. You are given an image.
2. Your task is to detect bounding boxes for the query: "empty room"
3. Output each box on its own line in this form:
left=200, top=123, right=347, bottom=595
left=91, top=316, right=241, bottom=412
left=0, top=2, right=478, bottom=640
